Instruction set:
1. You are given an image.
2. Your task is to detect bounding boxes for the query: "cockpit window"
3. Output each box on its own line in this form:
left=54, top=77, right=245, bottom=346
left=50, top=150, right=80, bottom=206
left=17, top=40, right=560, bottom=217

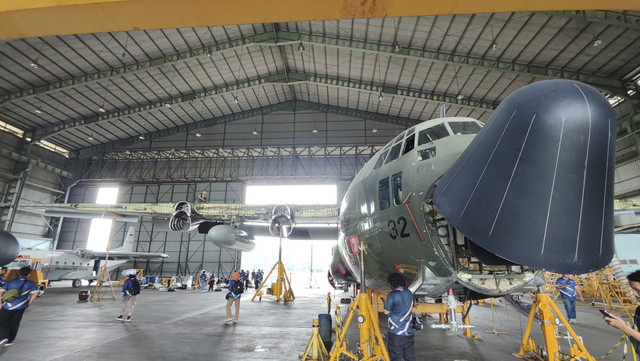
left=373, top=150, right=389, bottom=170
left=378, top=178, right=390, bottom=211
left=403, top=133, right=415, bottom=155
left=418, top=124, right=449, bottom=146
left=392, top=131, right=406, bottom=144
left=392, top=172, right=403, bottom=206
left=384, top=142, right=403, bottom=164
left=449, top=121, right=482, bottom=135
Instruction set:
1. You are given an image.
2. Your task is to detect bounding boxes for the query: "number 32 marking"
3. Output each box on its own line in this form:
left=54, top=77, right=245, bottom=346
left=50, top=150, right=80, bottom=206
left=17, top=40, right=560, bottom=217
left=388, top=217, right=410, bottom=239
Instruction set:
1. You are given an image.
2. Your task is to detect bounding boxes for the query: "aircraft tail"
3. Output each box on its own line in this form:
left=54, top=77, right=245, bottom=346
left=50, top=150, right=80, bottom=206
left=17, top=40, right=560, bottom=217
left=112, top=226, right=136, bottom=252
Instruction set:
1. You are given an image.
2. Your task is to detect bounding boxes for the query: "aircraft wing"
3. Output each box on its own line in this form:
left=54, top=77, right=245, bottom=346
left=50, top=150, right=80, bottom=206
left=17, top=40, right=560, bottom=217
left=72, top=249, right=169, bottom=260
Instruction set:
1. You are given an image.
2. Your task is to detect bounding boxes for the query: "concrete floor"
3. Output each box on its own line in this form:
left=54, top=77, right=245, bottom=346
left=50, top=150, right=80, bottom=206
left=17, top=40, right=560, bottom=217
left=0, top=281, right=633, bottom=361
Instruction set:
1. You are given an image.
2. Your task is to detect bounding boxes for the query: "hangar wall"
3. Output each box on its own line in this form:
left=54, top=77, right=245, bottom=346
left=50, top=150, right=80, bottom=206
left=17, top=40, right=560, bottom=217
left=0, top=132, right=70, bottom=242
left=56, top=179, right=350, bottom=279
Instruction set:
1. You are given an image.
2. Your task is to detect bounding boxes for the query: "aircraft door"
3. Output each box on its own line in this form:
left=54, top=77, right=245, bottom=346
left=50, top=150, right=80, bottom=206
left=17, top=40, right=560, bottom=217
left=93, top=260, right=101, bottom=276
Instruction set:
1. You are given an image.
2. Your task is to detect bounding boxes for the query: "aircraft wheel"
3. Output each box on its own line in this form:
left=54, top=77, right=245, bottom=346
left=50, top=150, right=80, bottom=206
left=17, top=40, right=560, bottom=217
left=38, top=284, right=46, bottom=297
left=72, top=279, right=82, bottom=288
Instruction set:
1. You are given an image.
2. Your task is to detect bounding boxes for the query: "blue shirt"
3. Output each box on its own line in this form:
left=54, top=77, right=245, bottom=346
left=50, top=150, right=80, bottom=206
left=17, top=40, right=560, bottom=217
left=121, top=276, right=136, bottom=296
left=2, top=277, right=37, bottom=311
left=555, top=277, right=577, bottom=298
left=228, top=280, right=241, bottom=299
left=200, top=273, right=207, bottom=282
left=384, top=287, right=414, bottom=336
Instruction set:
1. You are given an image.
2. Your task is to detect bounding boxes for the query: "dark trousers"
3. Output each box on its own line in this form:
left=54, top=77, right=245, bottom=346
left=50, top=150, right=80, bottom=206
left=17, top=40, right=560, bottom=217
left=0, top=308, right=26, bottom=342
left=387, top=333, right=416, bottom=361
left=208, top=280, right=215, bottom=292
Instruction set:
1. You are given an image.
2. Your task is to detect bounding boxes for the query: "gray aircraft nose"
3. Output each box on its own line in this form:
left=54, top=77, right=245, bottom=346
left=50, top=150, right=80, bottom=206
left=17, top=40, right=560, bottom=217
left=433, top=79, right=616, bottom=274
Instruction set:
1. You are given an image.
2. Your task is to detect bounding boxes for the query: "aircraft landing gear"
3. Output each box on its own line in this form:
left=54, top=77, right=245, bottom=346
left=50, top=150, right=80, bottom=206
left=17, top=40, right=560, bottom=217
left=72, top=279, right=82, bottom=288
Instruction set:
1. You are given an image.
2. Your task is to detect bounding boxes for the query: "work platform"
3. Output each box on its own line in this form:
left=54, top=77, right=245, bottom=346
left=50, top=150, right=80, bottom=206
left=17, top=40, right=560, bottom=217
left=1, top=283, right=633, bottom=361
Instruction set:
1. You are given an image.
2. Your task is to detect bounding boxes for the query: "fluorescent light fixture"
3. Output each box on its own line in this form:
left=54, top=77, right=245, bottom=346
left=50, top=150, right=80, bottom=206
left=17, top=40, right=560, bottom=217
left=195, top=133, right=202, bottom=137
left=98, top=107, right=106, bottom=113
left=139, top=135, right=145, bottom=140
left=34, top=108, right=42, bottom=114
left=30, top=62, right=39, bottom=69
left=312, top=128, right=318, bottom=133
left=371, top=128, right=378, bottom=133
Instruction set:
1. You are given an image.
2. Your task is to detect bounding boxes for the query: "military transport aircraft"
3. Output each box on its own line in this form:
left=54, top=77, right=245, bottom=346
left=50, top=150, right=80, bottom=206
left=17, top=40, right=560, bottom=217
left=1, top=79, right=615, bottom=301
left=16, top=226, right=168, bottom=287
left=329, top=79, right=615, bottom=299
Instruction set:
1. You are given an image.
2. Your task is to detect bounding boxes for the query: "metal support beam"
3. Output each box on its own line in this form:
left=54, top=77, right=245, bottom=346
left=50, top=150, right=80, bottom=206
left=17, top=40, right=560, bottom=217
left=0, top=148, right=72, bottom=178
left=1, top=0, right=638, bottom=40
left=4, top=25, right=628, bottom=108
left=79, top=145, right=378, bottom=182
left=72, top=100, right=411, bottom=159
left=32, top=70, right=495, bottom=142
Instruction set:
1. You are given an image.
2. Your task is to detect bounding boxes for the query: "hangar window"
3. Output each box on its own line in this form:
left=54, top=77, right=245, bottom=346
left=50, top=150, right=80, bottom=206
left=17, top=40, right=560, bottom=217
left=384, top=142, right=402, bottom=165
left=88, top=187, right=119, bottom=251
left=448, top=121, right=482, bottom=135
left=378, top=178, right=390, bottom=211
left=246, top=184, right=336, bottom=205
left=392, top=173, right=403, bottom=206
left=373, top=150, right=389, bottom=170
left=418, top=124, right=449, bottom=146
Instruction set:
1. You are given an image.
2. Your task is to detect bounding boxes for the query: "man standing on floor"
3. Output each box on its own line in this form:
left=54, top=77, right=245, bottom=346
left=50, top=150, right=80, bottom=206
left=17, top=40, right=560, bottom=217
left=0, top=266, right=38, bottom=347
left=603, top=269, right=640, bottom=356
left=117, top=270, right=140, bottom=322
left=383, top=273, right=415, bottom=361
left=555, top=274, right=583, bottom=324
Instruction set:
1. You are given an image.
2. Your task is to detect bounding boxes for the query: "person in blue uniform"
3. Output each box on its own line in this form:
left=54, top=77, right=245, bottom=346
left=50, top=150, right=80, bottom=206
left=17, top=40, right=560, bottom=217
left=0, top=266, right=38, bottom=347
left=383, top=273, right=415, bottom=361
left=555, top=274, right=583, bottom=324
left=200, top=270, right=208, bottom=292
left=603, top=270, right=640, bottom=356
left=225, top=272, right=241, bottom=325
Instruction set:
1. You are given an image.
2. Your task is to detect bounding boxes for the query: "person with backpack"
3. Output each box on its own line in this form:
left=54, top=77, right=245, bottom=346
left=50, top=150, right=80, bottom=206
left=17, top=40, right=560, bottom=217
left=225, top=272, right=243, bottom=325
left=0, top=266, right=38, bottom=347
left=117, top=270, right=140, bottom=322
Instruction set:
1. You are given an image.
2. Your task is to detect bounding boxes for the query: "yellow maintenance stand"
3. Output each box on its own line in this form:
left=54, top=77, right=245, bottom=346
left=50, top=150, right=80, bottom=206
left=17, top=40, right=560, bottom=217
left=329, top=239, right=390, bottom=361
left=514, top=292, right=595, bottom=361
left=252, top=224, right=295, bottom=304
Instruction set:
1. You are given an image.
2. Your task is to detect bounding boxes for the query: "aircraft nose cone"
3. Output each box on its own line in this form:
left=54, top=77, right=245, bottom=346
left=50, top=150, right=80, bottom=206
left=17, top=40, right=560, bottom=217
left=0, top=230, right=20, bottom=266
left=433, top=79, right=616, bottom=274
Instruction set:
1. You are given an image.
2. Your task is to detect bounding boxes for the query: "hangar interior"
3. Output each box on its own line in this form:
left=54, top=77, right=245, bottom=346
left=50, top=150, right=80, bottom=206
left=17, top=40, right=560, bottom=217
left=2, top=9, right=640, bottom=279
left=1, top=3, right=640, bottom=360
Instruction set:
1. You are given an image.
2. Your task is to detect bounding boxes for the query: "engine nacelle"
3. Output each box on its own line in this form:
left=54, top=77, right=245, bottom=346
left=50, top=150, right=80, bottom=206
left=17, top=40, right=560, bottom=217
left=0, top=231, right=20, bottom=266
left=207, top=225, right=255, bottom=252
left=169, top=202, right=203, bottom=232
